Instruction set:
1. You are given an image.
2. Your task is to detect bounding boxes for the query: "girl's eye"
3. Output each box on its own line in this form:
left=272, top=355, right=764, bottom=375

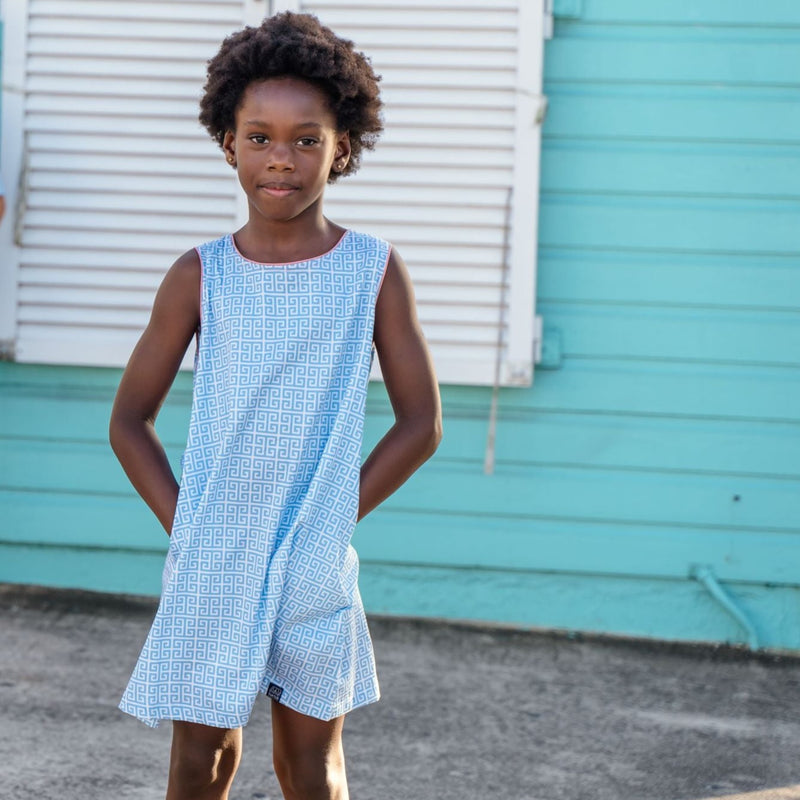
left=297, top=137, right=319, bottom=146
left=249, top=135, right=268, bottom=144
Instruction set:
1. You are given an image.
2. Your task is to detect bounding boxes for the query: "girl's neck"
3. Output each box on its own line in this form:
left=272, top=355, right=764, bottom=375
left=234, top=213, right=345, bottom=264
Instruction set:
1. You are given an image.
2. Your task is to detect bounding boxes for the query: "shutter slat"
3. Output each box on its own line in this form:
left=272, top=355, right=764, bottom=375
left=30, top=153, right=228, bottom=177
left=323, top=202, right=507, bottom=228
left=382, top=87, right=515, bottom=108
left=29, top=172, right=231, bottom=196
left=356, top=47, right=515, bottom=70
left=29, top=36, right=223, bottom=60
left=21, top=229, right=216, bottom=254
left=18, top=288, right=156, bottom=314
left=31, top=0, right=242, bottom=23
left=326, top=28, right=516, bottom=50
left=329, top=166, right=512, bottom=188
left=27, top=113, right=215, bottom=139
left=28, top=133, right=226, bottom=158
left=385, top=107, right=516, bottom=127
left=26, top=75, right=203, bottom=97
left=311, top=0, right=516, bottom=8
left=28, top=17, right=237, bottom=41
left=27, top=94, right=202, bottom=117
left=21, top=267, right=164, bottom=289
left=18, top=306, right=150, bottom=328
left=27, top=55, right=207, bottom=81
left=28, top=190, right=235, bottom=217
left=21, top=249, right=187, bottom=271
left=358, top=147, right=512, bottom=168
left=304, top=8, right=517, bottom=30
left=328, top=182, right=509, bottom=207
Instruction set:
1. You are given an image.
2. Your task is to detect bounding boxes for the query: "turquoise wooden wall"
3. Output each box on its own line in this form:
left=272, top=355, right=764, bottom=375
left=1, top=1, right=799, bottom=650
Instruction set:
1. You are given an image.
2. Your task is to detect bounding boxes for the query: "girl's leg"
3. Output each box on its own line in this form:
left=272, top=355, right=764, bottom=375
left=271, top=701, right=349, bottom=800
left=166, top=720, right=243, bottom=800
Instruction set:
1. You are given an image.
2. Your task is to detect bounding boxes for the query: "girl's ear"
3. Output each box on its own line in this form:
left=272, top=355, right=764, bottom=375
left=333, top=131, right=351, bottom=173
left=222, top=130, right=237, bottom=168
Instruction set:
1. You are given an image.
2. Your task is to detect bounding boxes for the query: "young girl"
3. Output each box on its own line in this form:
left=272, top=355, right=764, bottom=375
left=108, top=12, right=442, bottom=800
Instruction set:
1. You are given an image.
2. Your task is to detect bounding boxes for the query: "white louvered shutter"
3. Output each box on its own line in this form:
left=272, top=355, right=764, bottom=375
left=10, top=0, right=262, bottom=371
left=295, top=0, right=545, bottom=385
left=5, top=0, right=544, bottom=385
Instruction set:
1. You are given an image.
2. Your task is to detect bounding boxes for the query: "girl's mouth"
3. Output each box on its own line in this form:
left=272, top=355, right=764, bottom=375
left=260, top=183, right=299, bottom=197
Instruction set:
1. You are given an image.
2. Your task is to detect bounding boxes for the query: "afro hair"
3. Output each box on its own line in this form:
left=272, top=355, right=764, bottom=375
left=199, top=11, right=383, bottom=182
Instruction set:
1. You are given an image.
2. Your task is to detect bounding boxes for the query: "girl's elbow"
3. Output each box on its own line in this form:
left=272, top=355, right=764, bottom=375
left=108, top=413, right=126, bottom=454
left=108, top=407, right=146, bottom=452
left=424, top=414, right=443, bottom=458
left=108, top=410, right=119, bottom=445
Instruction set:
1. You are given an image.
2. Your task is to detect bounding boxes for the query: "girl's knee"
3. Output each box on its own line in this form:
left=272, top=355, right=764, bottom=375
left=273, top=749, right=347, bottom=800
left=168, top=722, right=242, bottom=797
left=169, top=745, right=217, bottom=792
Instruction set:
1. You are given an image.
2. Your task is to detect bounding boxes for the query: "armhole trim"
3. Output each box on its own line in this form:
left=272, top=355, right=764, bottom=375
left=194, top=245, right=204, bottom=335
left=376, top=244, right=391, bottom=304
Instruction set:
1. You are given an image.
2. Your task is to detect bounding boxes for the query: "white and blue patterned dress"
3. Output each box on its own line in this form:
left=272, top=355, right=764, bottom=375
left=119, top=229, right=389, bottom=728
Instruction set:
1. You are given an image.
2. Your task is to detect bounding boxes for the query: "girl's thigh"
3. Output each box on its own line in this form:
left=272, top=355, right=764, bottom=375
left=271, top=701, right=345, bottom=760
left=271, top=701, right=348, bottom=797
left=170, top=719, right=242, bottom=755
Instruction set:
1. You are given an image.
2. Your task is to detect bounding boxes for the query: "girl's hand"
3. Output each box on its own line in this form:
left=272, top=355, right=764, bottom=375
left=358, top=248, right=442, bottom=521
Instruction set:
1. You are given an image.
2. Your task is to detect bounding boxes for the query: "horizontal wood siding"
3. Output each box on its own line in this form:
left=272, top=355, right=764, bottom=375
left=1, top=1, right=799, bottom=649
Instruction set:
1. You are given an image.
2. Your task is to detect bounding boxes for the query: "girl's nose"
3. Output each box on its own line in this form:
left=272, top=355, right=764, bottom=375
left=267, top=144, right=294, bottom=171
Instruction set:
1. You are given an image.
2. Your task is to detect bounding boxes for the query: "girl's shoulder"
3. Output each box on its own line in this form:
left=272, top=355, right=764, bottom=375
left=194, top=232, right=231, bottom=258
left=341, top=227, right=392, bottom=258
left=342, top=227, right=388, bottom=245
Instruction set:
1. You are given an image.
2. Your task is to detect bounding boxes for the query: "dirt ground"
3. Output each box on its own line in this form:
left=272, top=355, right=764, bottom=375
left=1, top=583, right=799, bottom=800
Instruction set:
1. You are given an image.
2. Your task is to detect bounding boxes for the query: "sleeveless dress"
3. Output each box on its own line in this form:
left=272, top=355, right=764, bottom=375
left=118, top=228, right=390, bottom=728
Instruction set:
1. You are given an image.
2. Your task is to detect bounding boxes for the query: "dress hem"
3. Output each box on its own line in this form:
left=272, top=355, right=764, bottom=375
left=117, top=682, right=381, bottom=729
left=262, top=678, right=381, bottom=722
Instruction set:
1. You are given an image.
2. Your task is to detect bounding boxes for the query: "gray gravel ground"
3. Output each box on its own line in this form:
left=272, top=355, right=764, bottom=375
left=1, top=583, right=800, bottom=800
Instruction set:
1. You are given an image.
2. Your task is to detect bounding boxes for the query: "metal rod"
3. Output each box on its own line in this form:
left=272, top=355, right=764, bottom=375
left=484, top=186, right=514, bottom=475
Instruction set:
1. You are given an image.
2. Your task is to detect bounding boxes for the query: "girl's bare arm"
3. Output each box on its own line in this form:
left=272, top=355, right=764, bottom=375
left=358, top=248, right=443, bottom=521
left=108, top=250, right=201, bottom=535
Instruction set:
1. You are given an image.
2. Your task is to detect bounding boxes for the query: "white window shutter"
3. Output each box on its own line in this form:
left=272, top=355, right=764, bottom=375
left=301, top=0, right=545, bottom=386
left=9, top=0, right=258, bottom=371
left=4, top=0, right=544, bottom=386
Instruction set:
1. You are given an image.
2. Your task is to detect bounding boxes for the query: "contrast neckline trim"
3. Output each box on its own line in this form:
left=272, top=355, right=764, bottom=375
left=228, top=229, right=351, bottom=266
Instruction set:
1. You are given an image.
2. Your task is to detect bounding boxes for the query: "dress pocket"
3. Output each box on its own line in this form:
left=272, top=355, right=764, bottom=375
left=337, top=543, right=360, bottom=604
left=280, top=526, right=353, bottom=621
left=161, top=540, right=179, bottom=596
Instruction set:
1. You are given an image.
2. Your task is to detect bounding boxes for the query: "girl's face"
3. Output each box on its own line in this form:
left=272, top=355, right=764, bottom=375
left=222, top=77, right=351, bottom=226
